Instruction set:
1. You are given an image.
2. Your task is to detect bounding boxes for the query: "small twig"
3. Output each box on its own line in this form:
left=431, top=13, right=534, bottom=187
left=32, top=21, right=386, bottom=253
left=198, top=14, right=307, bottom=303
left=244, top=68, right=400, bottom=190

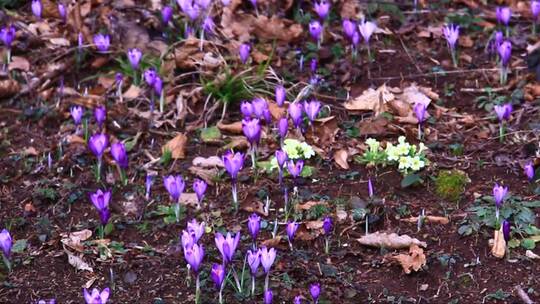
left=515, top=285, right=534, bottom=304
left=460, top=86, right=510, bottom=93
left=399, top=37, right=422, bottom=74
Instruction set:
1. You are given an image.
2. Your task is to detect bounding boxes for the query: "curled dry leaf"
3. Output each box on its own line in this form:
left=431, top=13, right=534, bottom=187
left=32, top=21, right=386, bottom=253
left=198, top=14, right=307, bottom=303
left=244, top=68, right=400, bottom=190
left=67, top=252, right=93, bottom=272
left=345, top=85, right=393, bottom=115
left=525, top=250, right=540, bottom=259
left=122, top=85, right=141, bottom=100
left=401, top=216, right=450, bottom=225
left=261, top=236, right=282, bottom=248
left=192, top=156, right=224, bottom=168
left=334, top=149, right=349, bottom=170
left=222, top=137, right=249, bottom=151
left=0, top=78, right=20, bottom=98
left=174, top=38, right=206, bottom=69
left=491, top=226, right=506, bottom=259
left=240, top=200, right=268, bottom=216
left=217, top=121, right=243, bottom=134
left=358, top=232, right=427, bottom=249
left=391, top=244, right=427, bottom=274
left=306, top=116, right=339, bottom=149
left=268, top=101, right=286, bottom=121
left=188, top=166, right=218, bottom=185
left=163, top=133, right=187, bottom=159
left=61, top=229, right=93, bottom=252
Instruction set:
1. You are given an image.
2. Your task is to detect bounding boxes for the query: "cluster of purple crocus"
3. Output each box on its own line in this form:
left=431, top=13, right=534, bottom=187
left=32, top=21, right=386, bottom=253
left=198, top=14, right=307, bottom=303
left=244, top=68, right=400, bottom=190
left=288, top=100, right=321, bottom=132
left=181, top=219, right=205, bottom=304
left=83, top=287, right=110, bottom=304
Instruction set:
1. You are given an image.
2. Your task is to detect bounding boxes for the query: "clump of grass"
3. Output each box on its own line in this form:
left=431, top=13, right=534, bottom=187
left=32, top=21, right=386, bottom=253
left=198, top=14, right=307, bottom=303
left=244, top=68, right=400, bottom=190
left=435, top=169, right=470, bottom=202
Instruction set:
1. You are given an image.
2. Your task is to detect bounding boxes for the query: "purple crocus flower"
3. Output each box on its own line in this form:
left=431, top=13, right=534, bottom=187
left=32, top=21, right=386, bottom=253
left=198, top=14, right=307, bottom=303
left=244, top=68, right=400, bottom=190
left=524, top=162, right=535, bottom=181
left=163, top=175, right=185, bottom=202
left=193, top=179, right=207, bottom=205
left=414, top=103, right=427, bottom=124
left=309, top=20, right=322, bottom=42
left=90, top=189, right=111, bottom=225
left=502, top=220, right=511, bottom=242
left=286, top=221, right=299, bottom=243
left=196, top=0, right=212, bottom=10
left=0, top=229, right=12, bottom=258
left=32, top=0, right=42, bottom=19
left=496, top=6, right=511, bottom=25
left=185, top=4, right=200, bottom=21
left=144, top=68, right=157, bottom=86
left=0, top=26, right=16, bottom=48
left=260, top=247, right=276, bottom=273
left=127, top=48, right=142, bottom=70
left=494, top=103, right=512, bottom=121
left=145, top=174, right=154, bottom=200
left=239, top=43, right=251, bottom=64
left=181, top=230, right=196, bottom=249
left=322, top=216, right=333, bottom=235
left=93, top=34, right=110, bottom=53
left=187, top=219, right=205, bottom=243
left=184, top=243, right=204, bottom=273
left=442, top=24, right=459, bottom=50
left=242, top=118, right=262, bottom=147
left=110, top=142, right=128, bottom=169
left=115, top=72, right=123, bottom=84
left=70, top=106, right=83, bottom=126
left=310, top=283, right=321, bottom=303
left=288, top=103, right=304, bottom=129
left=294, top=296, right=302, bottom=304
left=58, top=3, right=66, bottom=22
left=252, top=98, right=268, bottom=119
left=352, top=31, right=360, bottom=46
left=498, top=40, right=512, bottom=67
left=162, top=6, right=173, bottom=25
left=247, top=249, right=261, bottom=274
left=493, top=184, right=508, bottom=209
left=358, top=20, right=377, bottom=43
left=275, top=85, right=286, bottom=107
left=202, top=16, right=215, bottom=34
left=83, top=287, right=110, bottom=304
left=314, top=0, right=330, bottom=20
left=153, top=76, right=163, bottom=95
left=287, top=159, right=304, bottom=179
left=241, top=101, right=253, bottom=118
left=278, top=117, right=288, bottom=140
left=223, top=151, right=244, bottom=181
left=264, top=290, right=273, bottom=304
left=215, top=232, right=240, bottom=264
left=248, top=213, right=261, bottom=241
left=88, top=133, right=109, bottom=159
left=94, top=105, right=106, bottom=128
left=342, top=19, right=356, bottom=39
left=211, top=263, right=225, bottom=289
left=304, top=100, right=321, bottom=122
left=533, top=1, right=540, bottom=20
left=494, top=31, right=503, bottom=48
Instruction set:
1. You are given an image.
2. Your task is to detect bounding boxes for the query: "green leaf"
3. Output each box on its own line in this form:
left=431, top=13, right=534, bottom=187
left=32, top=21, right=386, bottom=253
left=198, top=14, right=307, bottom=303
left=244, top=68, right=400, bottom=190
left=200, top=126, right=221, bottom=142
left=521, top=238, right=536, bottom=250
left=507, top=239, right=520, bottom=249
left=401, top=173, right=422, bottom=188
left=104, top=223, right=114, bottom=236
left=458, top=225, right=472, bottom=236
left=12, top=239, right=27, bottom=253
left=301, top=165, right=315, bottom=178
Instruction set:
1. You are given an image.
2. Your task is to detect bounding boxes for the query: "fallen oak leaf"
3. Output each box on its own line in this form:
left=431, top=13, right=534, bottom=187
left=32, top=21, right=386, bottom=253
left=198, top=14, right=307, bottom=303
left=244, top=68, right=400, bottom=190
left=358, top=232, right=427, bottom=249
left=390, top=244, right=426, bottom=274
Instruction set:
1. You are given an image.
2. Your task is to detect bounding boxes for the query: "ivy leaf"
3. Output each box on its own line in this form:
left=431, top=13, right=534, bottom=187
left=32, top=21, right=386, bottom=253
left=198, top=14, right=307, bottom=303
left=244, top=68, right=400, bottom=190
left=12, top=239, right=27, bottom=253
left=521, top=238, right=536, bottom=250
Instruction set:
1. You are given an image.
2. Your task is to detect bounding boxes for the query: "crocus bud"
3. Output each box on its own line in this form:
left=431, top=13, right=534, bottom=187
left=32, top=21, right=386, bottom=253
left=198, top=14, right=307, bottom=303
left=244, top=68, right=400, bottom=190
left=532, top=1, right=540, bottom=19
left=202, top=16, right=215, bottom=33
left=502, top=220, right=511, bottom=242
left=278, top=117, right=288, bottom=139
left=90, top=189, right=111, bottom=225
left=442, top=24, right=459, bottom=50
left=497, top=40, right=512, bottom=67
left=286, top=221, right=299, bottom=242
left=304, top=100, right=321, bottom=122
left=83, top=287, right=110, bottom=304
left=358, top=20, right=377, bottom=43
left=252, top=97, right=268, bottom=119
left=264, top=290, right=273, bottom=304
left=78, top=32, right=84, bottom=49
left=70, top=106, right=83, bottom=125
left=494, top=103, right=512, bottom=122
left=414, top=103, right=427, bottom=124
left=275, top=85, right=286, bottom=106
left=242, top=118, right=262, bottom=147
left=223, top=151, right=244, bottom=181
left=145, top=174, right=154, bottom=200
left=314, top=0, right=330, bottom=20
left=93, top=34, right=110, bottom=52
left=524, top=162, right=535, bottom=181
left=94, top=105, right=106, bottom=128
left=163, top=175, right=185, bottom=202
left=127, top=48, right=142, bottom=70
left=144, top=68, right=157, bottom=86
left=342, top=19, right=356, bottom=39
left=294, top=296, right=302, bottom=304
left=260, top=247, right=276, bottom=273
left=352, top=31, right=360, bottom=46
left=247, top=249, right=261, bottom=275
left=211, top=263, right=225, bottom=289
left=275, top=149, right=288, bottom=169
left=248, top=213, right=261, bottom=241
left=496, top=6, right=511, bottom=25
left=58, top=3, right=66, bottom=22
left=0, top=26, right=16, bottom=48
left=241, top=101, right=253, bottom=118
left=162, top=6, right=173, bottom=25
left=322, top=216, right=333, bottom=235
left=0, top=229, right=12, bottom=258
left=310, top=283, right=321, bottom=303
left=239, top=43, right=251, bottom=64
left=153, top=76, right=163, bottom=95
left=288, top=102, right=304, bottom=128
left=193, top=179, right=207, bottom=203
left=287, top=159, right=304, bottom=178
left=493, top=183, right=508, bottom=209
left=32, top=0, right=42, bottom=19
left=88, top=133, right=109, bottom=159
left=110, top=142, right=128, bottom=169
left=309, top=20, right=322, bottom=41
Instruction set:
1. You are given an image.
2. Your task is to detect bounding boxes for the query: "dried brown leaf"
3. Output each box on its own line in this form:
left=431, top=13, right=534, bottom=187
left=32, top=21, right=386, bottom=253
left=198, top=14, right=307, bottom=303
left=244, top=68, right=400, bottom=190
left=8, top=56, right=30, bottom=71
left=358, top=232, right=427, bottom=249
left=491, top=226, right=506, bottom=258
left=67, top=252, right=93, bottom=272
left=334, top=149, right=349, bottom=169
left=295, top=201, right=328, bottom=211
left=61, top=229, right=92, bottom=252
left=241, top=200, right=268, bottom=216
left=391, top=244, right=426, bottom=274
left=192, top=156, right=224, bottom=168
left=345, top=85, right=393, bottom=115
left=188, top=166, right=218, bottom=185
left=180, top=193, right=199, bottom=207
left=163, top=133, right=188, bottom=159
left=217, top=121, right=243, bottom=134
left=122, top=85, right=141, bottom=100
left=0, top=78, right=20, bottom=98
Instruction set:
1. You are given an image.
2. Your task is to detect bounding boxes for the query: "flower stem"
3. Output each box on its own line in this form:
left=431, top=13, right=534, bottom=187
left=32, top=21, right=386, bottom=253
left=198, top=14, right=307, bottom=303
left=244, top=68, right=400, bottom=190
left=96, top=158, right=102, bottom=183
left=499, top=122, right=505, bottom=143
left=195, top=272, right=200, bottom=304
left=251, top=276, right=256, bottom=296
left=232, top=182, right=238, bottom=212
left=2, top=253, right=11, bottom=273
left=264, top=272, right=269, bottom=292
left=325, top=237, right=330, bottom=254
